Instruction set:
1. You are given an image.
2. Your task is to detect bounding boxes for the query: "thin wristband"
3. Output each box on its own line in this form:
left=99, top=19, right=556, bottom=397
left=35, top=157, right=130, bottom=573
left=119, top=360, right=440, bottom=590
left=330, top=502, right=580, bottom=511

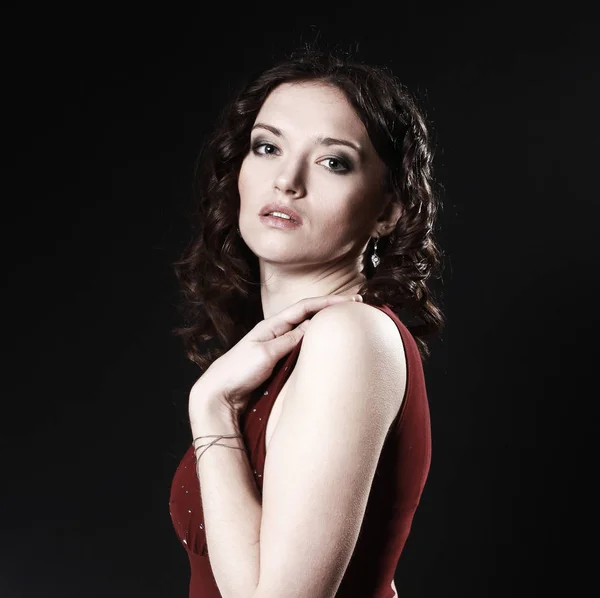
left=194, top=436, right=246, bottom=461
left=193, top=433, right=242, bottom=444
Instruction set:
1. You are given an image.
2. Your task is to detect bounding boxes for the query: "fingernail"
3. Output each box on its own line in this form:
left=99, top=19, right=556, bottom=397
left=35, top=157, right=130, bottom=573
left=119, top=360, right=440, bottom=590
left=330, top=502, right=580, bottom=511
left=353, top=294, right=363, bottom=302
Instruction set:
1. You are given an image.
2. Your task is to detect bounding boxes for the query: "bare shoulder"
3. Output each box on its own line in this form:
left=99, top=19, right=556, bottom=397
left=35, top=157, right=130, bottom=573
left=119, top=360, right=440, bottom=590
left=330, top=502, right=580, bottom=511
left=299, top=300, right=407, bottom=412
left=307, top=300, right=406, bottom=357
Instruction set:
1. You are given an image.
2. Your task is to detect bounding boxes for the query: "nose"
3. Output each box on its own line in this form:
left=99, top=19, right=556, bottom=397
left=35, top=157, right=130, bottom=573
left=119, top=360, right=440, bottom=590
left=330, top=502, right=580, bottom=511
left=274, top=158, right=306, bottom=197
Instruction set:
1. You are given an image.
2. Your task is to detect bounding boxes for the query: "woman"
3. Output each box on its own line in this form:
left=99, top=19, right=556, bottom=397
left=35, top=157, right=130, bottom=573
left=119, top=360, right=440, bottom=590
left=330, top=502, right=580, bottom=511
left=169, top=48, right=445, bottom=598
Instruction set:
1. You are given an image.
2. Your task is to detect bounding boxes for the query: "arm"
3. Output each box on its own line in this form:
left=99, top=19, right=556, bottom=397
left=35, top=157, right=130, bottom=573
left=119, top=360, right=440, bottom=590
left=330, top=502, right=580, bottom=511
left=188, top=294, right=359, bottom=598
left=192, top=301, right=406, bottom=598
left=253, top=302, right=406, bottom=598
left=190, top=405, right=262, bottom=598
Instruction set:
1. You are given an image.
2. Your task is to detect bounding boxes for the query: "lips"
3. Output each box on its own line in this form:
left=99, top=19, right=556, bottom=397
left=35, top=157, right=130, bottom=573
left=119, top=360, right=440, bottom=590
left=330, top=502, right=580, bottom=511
left=259, top=202, right=302, bottom=224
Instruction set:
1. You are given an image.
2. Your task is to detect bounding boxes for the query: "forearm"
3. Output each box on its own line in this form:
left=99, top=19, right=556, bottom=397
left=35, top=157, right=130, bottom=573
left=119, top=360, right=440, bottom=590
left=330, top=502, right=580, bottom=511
left=190, top=403, right=262, bottom=598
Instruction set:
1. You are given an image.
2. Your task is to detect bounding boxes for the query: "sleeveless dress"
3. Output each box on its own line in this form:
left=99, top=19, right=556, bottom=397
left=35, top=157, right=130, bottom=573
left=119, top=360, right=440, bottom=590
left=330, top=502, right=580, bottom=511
left=169, top=302, right=432, bottom=598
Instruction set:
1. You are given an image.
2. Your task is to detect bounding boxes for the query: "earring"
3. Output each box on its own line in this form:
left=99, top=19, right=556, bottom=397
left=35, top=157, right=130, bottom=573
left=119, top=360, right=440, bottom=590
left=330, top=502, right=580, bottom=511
left=236, top=225, right=241, bottom=235
left=371, top=236, right=380, bottom=268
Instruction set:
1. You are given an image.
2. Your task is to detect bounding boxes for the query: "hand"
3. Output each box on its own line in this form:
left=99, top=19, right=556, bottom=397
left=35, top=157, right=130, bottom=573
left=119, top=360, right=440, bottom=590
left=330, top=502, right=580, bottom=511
left=189, top=294, right=363, bottom=420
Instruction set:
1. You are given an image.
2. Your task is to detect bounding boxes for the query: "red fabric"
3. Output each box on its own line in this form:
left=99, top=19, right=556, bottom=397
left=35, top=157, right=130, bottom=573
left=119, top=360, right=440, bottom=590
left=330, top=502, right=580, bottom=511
left=169, top=302, right=432, bottom=597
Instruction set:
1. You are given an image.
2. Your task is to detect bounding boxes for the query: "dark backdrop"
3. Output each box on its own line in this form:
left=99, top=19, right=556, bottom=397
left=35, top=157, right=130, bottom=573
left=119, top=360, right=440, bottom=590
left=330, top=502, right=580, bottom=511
left=2, top=7, right=598, bottom=598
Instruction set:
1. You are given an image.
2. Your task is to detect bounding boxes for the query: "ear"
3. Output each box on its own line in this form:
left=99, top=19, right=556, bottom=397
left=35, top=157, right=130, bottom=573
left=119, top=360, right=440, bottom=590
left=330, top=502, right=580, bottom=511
left=374, top=192, right=403, bottom=236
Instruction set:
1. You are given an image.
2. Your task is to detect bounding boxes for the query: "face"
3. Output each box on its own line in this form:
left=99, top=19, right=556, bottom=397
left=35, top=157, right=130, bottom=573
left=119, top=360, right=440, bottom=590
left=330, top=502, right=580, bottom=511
left=238, top=81, right=392, bottom=270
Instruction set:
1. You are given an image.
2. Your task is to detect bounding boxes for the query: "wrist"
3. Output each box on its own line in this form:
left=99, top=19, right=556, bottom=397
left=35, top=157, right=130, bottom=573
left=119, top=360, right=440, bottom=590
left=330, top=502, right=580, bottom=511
left=189, top=399, right=241, bottom=436
left=189, top=373, right=234, bottom=418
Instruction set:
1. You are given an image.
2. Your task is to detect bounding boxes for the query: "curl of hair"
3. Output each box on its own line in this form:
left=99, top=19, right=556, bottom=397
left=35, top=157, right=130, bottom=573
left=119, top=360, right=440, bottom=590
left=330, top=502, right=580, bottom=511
left=172, top=49, right=446, bottom=373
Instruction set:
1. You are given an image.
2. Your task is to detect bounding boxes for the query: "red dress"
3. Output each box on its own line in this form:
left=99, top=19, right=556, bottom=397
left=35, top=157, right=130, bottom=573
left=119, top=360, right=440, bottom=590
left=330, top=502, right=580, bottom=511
left=169, top=302, right=432, bottom=597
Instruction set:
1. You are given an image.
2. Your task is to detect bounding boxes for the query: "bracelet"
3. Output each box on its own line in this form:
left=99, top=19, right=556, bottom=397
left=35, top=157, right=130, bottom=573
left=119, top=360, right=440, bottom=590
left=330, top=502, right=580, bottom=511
left=193, top=433, right=243, bottom=448
left=193, top=433, right=245, bottom=462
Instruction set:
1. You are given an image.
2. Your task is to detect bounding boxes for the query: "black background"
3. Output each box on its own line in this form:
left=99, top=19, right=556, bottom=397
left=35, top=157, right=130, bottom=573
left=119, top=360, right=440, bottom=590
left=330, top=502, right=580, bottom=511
left=2, top=6, right=598, bottom=597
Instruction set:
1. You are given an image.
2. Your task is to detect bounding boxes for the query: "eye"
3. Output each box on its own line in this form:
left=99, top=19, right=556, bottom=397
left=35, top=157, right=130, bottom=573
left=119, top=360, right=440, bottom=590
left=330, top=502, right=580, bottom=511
left=318, top=156, right=351, bottom=174
left=252, top=141, right=280, bottom=156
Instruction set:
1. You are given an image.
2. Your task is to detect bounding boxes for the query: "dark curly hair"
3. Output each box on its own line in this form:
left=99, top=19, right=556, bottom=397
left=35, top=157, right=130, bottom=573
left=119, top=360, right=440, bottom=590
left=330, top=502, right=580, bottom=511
left=172, top=49, right=445, bottom=373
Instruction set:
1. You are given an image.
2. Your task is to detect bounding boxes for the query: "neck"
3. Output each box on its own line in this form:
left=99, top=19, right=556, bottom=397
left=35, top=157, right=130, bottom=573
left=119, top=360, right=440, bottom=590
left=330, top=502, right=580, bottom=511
left=259, top=261, right=366, bottom=319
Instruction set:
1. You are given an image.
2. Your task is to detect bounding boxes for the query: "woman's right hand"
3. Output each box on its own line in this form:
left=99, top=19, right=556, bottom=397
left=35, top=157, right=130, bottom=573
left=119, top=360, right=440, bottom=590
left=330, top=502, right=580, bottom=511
left=189, top=293, right=363, bottom=420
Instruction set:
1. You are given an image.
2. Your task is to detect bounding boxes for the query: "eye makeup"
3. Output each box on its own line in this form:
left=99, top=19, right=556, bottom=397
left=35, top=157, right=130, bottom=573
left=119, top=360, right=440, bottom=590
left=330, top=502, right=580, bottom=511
left=250, top=137, right=354, bottom=173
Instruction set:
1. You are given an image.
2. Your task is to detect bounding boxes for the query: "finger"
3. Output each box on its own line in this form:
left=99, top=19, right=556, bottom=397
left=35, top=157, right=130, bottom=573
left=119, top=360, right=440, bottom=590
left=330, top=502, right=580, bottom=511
left=298, top=318, right=312, bottom=331
left=252, top=294, right=362, bottom=342
left=261, top=319, right=311, bottom=362
left=282, top=294, right=362, bottom=330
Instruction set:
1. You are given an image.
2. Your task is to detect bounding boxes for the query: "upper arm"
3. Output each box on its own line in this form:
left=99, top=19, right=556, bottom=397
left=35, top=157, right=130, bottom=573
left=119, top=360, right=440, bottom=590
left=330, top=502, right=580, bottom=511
left=253, top=302, right=407, bottom=598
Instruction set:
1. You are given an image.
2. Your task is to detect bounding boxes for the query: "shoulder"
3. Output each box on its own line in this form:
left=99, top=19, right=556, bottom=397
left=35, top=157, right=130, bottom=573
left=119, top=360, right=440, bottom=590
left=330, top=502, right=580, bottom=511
left=306, top=300, right=405, bottom=355
left=297, top=300, right=407, bottom=410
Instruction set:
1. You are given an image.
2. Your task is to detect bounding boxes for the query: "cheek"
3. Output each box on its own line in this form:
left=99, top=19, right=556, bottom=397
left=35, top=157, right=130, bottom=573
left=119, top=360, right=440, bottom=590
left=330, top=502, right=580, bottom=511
left=333, top=180, right=372, bottom=215
left=238, top=157, right=269, bottom=203
left=348, top=176, right=384, bottom=217
left=319, top=206, right=358, bottom=239
left=238, top=160, right=251, bottom=201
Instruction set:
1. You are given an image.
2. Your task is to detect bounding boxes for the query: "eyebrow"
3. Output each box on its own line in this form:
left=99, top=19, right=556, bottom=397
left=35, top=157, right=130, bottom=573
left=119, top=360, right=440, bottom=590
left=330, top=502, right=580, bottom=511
left=252, top=123, right=364, bottom=157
